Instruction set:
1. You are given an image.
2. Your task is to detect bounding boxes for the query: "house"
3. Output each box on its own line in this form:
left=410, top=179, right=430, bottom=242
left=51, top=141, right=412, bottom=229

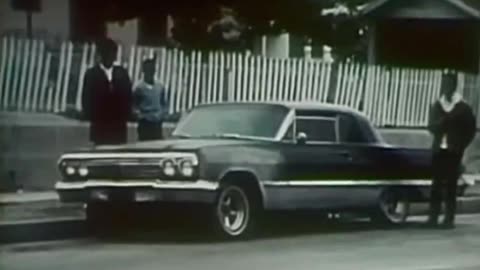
left=0, top=0, right=154, bottom=46
left=361, top=0, right=480, bottom=73
left=0, top=0, right=71, bottom=40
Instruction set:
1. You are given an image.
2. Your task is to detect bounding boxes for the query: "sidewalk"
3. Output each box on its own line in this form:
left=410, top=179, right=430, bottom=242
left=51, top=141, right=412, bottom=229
left=0, top=191, right=58, bottom=204
left=0, top=192, right=84, bottom=225
left=1, top=187, right=480, bottom=244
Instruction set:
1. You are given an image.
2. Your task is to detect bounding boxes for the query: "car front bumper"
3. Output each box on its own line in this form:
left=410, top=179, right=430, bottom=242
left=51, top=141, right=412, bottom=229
left=55, top=179, right=219, bottom=204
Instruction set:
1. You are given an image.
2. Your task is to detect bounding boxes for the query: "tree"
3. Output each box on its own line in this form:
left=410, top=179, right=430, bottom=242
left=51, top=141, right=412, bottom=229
left=311, top=0, right=371, bottom=61
left=207, top=6, right=248, bottom=51
left=114, top=0, right=371, bottom=58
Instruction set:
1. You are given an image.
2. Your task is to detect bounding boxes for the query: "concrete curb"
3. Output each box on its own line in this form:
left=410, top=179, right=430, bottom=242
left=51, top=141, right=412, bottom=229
left=0, top=192, right=58, bottom=205
left=410, top=197, right=480, bottom=216
left=0, top=218, right=86, bottom=244
left=2, top=197, right=480, bottom=244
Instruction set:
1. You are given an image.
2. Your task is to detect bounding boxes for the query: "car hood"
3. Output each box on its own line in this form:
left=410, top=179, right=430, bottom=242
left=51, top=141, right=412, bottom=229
left=72, top=138, right=268, bottom=153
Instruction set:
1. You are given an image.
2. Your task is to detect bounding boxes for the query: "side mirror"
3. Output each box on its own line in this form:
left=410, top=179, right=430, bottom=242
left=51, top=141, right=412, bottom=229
left=296, top=132, right=308, bottom=145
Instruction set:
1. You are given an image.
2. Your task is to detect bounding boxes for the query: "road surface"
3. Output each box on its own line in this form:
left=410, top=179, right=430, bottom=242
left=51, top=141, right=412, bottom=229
left=2, top=214, right=480, bottom=270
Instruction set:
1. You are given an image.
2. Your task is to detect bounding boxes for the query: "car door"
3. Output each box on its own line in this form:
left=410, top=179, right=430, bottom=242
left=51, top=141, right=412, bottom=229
left=270, top=110, right=356, bottom=210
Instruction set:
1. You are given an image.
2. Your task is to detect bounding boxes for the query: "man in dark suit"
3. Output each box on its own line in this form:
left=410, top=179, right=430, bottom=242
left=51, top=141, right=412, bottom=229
left=427, top=72, right=476, bottom=229
left=81, top=38, right=133, bottom=146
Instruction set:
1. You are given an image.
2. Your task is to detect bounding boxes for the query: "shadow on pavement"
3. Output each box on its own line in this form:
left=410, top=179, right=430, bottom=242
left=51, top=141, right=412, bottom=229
left=89, top=206, right=426, bottom=244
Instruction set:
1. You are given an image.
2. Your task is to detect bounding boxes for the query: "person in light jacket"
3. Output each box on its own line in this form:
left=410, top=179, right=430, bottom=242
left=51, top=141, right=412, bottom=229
left=133, top=57, right=169, bottom=141
left=426, top=72, right=476, bottom=229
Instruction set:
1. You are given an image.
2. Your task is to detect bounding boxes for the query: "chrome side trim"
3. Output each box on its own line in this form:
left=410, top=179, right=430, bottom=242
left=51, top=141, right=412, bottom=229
left=263, top=179, right=433, bottom=187
left=55, top=179, right=218, bottom=191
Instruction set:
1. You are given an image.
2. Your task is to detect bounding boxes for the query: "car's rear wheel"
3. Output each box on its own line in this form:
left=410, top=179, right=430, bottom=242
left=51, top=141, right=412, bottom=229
left=371, top=189, right=410, bottom=226
left=212, top=183, right=258, bottom=240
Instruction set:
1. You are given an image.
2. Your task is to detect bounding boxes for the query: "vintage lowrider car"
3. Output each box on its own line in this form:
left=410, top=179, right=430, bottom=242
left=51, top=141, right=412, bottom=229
left=55, top=102, right=467, bottom=239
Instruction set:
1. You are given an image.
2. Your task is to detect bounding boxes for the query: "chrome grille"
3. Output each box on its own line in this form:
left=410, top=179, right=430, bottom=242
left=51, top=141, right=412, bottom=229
left=85, top=159, right=162, bottom=180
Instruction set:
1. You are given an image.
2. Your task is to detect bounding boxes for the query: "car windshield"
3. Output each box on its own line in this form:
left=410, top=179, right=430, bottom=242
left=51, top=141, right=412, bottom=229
left=172, top=104, right=290, bottom=139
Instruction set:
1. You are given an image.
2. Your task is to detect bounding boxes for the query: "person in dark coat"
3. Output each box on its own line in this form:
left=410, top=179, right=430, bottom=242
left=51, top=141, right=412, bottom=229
left=81, top=38, right=133, bottom=146
left=427, top=72, right=476, bottom=229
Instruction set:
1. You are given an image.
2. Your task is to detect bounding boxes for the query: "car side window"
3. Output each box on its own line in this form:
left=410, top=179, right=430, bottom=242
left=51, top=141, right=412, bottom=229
left=339, top=114, right=369, bottom=144
left=296, top=117, right=338, bottom=143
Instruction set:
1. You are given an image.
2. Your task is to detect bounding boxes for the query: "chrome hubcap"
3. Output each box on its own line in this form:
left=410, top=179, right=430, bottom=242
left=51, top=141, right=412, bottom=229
left=381, top=196, right=409, bottom=223
left=217, top=187, right=249, bottom=236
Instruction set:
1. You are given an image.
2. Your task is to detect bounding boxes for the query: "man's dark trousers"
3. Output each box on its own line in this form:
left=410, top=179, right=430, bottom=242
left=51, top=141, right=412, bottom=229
left=428, top=149, right=462, bottom=225
left=138, top=120, right=163, bottom=141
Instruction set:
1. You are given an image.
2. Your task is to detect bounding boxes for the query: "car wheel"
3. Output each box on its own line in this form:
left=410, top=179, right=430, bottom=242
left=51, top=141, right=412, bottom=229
left=371, top=189, right=410, bottom=226
left=212, top=184, right=257, bottom=240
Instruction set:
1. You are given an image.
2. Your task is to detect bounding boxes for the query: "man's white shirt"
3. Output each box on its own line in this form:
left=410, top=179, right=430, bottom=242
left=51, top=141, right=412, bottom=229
left=439, top=92, right=463, bottom=149
left=100, top=64, right=113, bottom=82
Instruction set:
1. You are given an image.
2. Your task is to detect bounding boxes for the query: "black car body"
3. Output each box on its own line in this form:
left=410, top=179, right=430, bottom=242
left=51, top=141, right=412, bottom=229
left=55, top=102, right=467, bottom=238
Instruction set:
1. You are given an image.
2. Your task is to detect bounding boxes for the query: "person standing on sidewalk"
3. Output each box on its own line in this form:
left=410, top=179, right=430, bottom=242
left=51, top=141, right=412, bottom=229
left=426, top=72, right=476, bottom=229
left=133, top=57, right=169, bottom=141
left=81, top=38, right=133, bottom=146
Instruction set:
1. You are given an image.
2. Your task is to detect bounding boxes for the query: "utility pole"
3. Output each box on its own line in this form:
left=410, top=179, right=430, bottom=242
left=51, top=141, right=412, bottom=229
left=26, top=9, right=33, bottom=39
left=11, top=0, right=41, bottom=39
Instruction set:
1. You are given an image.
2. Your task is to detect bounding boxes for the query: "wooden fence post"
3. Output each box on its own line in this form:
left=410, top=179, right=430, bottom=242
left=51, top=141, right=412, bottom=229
left=24, top=39, right=38, bottom=111
left=59, top=41, right=73, bottom=112
left=8, top=38, right=23, bottom=110
left=31, top=41, right=45, bottom=112
left=3, top=36, right=480, bottom=130
left=38, top=52, right=52, bottom=112
left=0, top=37, right=7, bottom=110
left=75, top=43, right=89, bottom=112
left=17, top=39, right=30, bottom=110
left=53, top=42, right=66, bottom=112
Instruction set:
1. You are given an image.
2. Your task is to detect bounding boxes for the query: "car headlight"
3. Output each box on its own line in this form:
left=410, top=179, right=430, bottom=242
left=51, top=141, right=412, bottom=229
left=162, top=159, right=176, bottom=177
left=65, top=166, right=76, bottom=176
left=78, top=166, right=89, bottom=177
left=179, top=160, right=194, bottom=177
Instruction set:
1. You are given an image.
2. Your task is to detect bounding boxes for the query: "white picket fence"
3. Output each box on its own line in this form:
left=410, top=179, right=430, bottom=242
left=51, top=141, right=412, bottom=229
left=1, top=36, right=480, bottom=127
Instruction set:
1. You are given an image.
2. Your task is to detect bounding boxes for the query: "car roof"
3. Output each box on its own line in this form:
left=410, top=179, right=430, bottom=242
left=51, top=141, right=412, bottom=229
left=195, top=101, right=367, bottom=118
left=189, top=101, right=385, bottom=144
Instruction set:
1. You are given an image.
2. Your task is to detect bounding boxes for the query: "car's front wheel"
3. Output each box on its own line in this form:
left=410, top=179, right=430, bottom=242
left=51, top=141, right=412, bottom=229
left=371, top=189, right=410, bottom=226
left=212, top=184, right=258, bottom=240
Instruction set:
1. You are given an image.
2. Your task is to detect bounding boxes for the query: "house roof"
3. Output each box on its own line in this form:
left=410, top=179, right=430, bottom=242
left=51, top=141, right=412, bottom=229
left=361, top=0, right=480, bottom=19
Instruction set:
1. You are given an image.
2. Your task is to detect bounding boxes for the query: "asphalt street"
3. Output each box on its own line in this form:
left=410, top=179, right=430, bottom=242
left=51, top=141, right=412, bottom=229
left=2, top=214, right=480, bottom=270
